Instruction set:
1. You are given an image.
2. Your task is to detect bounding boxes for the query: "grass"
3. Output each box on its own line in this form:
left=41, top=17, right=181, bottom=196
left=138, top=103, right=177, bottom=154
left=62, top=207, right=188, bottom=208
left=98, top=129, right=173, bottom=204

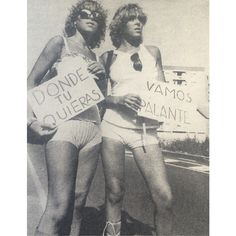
left=159, top=137, right=209, bottom=157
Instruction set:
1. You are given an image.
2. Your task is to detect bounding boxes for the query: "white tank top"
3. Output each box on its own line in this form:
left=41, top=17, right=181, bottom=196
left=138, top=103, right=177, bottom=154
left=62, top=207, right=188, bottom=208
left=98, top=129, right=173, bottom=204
left=42, top=36, right=100, bottom=124
left=103, top=44, right=161, bottom=129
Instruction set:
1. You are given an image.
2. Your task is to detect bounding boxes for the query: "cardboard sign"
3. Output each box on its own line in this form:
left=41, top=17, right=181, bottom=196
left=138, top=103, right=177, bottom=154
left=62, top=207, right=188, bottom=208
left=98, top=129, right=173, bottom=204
left=28, top=56, right=104, bottom=125
left=137, top=80, right=197, bottom=126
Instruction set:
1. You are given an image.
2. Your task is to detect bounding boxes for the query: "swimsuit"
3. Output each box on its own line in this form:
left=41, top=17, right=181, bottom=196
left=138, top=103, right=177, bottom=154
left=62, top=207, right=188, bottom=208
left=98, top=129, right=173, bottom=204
left=48, top=36, right=101, bottom=148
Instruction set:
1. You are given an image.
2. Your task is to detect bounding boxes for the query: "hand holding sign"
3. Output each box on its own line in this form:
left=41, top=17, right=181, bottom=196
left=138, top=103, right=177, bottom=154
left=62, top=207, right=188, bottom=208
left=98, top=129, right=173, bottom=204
left=87, top=61, right=105, bottom=78
left=117, top=93, right=142, bottom=112
left=29, top=120, right=57, bottom=138
left=28, top=56, right=104, bottom=126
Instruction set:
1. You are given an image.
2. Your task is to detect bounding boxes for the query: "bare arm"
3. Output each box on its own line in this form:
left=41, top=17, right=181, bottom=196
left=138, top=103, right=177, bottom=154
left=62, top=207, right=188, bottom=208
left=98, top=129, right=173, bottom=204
left=99, top=52, right=118, bottom=107
left=27, top=35, right=64, bottom=89
left=27, top=36, right=64, bottom=137
left=146, top=46, right=166, bottom=82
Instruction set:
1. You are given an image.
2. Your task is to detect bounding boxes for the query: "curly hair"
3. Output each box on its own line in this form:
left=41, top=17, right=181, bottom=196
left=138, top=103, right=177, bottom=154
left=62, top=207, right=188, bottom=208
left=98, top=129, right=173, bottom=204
left=109, top=4, right=147, bottom=48
left=64, top=0, right=107, bottom=49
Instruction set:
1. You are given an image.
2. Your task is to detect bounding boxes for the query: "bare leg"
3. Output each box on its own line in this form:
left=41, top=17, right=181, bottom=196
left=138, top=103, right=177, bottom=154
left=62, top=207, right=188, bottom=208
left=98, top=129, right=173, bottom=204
left=36, top=141, right=78, bottom=236
left=71, top=143, right=100, bottom=236
left=132, top=144, right=173, bottom=236
left=101, top=137, right=125, bottom=235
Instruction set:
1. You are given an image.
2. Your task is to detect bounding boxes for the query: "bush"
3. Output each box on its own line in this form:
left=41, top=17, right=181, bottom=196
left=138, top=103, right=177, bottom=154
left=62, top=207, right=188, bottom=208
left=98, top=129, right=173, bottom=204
left=159, top=137, right=209, bottom=157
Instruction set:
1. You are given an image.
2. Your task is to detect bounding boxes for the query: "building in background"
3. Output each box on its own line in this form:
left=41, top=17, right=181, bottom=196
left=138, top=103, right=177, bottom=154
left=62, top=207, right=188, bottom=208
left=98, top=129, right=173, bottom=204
left=158, top=66, right=209, bottom=142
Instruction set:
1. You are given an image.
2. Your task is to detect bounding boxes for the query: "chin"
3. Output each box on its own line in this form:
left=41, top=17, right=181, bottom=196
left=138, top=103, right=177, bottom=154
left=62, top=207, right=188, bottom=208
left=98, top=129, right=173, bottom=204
left=83, top=26, right=96, bottom=31
left=133, top=32, right=142, bottom=37
left=86, top=29, right=96, bottom=33
left=125, top=33, right=143, bottom=46
left=81, top=28, right=96, bottom=36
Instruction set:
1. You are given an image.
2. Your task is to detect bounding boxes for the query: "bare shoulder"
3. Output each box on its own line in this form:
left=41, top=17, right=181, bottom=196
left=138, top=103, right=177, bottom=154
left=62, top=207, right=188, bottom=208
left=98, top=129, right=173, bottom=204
left=146, top=45, right=165, bottom=81
left=50, top=35, right=64, bottom=45
left=44, top=35, right=64, bottom=55
left=145, top=45, right=162, bottom=61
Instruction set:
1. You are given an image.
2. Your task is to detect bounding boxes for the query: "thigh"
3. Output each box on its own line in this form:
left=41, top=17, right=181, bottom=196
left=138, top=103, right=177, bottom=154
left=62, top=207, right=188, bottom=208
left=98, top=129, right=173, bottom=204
left=132, top=144, right=171, bottom=196
left=45, top=141, right=78, bottom=204
left=101, top=137, right=125, bottom=187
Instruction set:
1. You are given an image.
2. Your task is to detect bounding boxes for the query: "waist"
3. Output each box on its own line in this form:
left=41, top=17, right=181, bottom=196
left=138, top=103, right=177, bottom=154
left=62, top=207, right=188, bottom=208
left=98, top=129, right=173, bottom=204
left=103, top=108, right=161, bottom=129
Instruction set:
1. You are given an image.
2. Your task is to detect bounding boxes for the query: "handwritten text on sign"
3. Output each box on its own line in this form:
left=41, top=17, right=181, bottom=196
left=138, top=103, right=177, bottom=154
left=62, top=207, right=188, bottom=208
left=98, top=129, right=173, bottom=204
left=138, top=80, right=196, bottom=125
left=28, top=56, right=104, bottom=125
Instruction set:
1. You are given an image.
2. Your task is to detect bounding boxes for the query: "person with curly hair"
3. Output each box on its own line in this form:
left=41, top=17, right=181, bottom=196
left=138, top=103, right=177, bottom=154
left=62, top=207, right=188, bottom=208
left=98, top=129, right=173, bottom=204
left=27, top=1, right=107, bottom=235
left=100, top=4, right=173, bottom=236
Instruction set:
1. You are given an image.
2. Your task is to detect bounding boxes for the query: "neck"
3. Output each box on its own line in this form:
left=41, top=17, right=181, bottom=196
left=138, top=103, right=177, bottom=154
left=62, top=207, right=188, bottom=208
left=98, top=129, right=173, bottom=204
left=72, top=30, right=90, bottom=48
left=119, top=38, right=141, bottom=53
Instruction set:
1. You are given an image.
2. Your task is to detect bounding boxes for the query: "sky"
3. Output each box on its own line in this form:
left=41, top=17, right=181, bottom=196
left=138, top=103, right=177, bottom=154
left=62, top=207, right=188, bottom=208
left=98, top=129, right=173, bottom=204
left=28, top=0, right=209, bottom=73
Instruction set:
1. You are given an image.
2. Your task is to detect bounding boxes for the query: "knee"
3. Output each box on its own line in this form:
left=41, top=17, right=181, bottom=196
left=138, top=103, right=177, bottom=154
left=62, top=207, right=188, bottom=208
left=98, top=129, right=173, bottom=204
left=106, top=181, right=125, bottom=205
left=47, top=196, right=73, bottom=224
left=52, top=203, right=70, bottom=223
left=74, top=191, right=87, bottom=210
left=151, top=188, right=173, bottom=212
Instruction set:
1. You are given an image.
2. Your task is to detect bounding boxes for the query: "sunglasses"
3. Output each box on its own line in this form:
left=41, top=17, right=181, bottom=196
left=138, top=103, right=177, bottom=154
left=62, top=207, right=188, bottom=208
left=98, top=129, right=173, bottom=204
left=130, top=53, right=143, bottom=72
left=78, top=9, right=101, bottom=22
left=129, top=15, right=146, bottom=24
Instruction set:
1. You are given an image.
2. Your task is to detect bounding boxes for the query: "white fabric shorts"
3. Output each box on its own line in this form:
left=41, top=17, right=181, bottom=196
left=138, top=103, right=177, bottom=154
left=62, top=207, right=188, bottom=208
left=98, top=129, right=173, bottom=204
left=48, top=120, right=101, bottom=150
left=101, top=120, right=159, bottom=150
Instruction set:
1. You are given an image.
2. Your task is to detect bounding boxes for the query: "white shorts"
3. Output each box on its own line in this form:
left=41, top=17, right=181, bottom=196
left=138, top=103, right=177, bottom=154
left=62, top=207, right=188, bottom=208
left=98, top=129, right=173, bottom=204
left=48, top=120, right=101, bottom=150
left=101, top=120, right=159, bottom=150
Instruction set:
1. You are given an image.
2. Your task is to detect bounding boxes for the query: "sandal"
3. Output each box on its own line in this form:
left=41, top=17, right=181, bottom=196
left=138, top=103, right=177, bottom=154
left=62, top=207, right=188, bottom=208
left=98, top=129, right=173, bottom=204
left=102, top=221, right=121, bottom=236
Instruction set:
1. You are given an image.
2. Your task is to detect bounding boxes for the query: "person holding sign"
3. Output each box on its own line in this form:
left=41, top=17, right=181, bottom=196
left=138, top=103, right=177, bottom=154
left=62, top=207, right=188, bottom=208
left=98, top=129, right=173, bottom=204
left=100, top=4, right=173, bottom=236
left=27, top=1, right=107, bottom=235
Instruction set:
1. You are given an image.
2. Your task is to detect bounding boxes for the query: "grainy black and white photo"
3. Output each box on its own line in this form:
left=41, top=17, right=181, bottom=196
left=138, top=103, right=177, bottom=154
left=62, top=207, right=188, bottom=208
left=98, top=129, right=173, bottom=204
left=27, top=0, right=209, bottom=235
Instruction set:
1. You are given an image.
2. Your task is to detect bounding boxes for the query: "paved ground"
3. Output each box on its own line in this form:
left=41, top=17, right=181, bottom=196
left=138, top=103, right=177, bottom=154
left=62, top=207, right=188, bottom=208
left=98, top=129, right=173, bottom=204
left=27, top=144, right=209, bottom=236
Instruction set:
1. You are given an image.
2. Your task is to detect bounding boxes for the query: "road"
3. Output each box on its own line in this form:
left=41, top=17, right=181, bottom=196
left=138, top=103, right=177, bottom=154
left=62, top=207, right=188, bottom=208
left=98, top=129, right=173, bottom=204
left=27, top=144, right=209, bottom=236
